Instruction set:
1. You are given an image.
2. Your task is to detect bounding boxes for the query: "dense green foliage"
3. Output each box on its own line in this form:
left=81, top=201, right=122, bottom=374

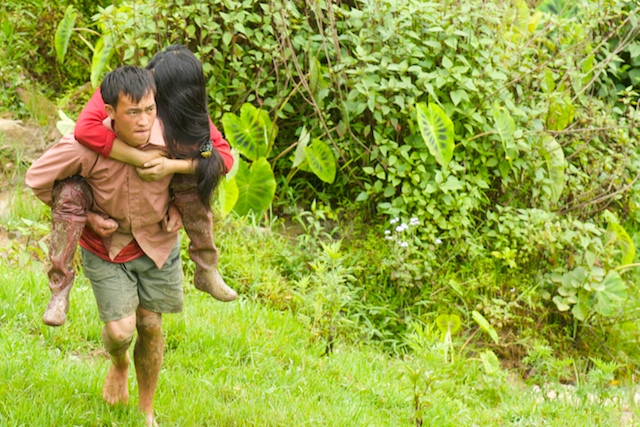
left=2, top=0, right=640, bottom=389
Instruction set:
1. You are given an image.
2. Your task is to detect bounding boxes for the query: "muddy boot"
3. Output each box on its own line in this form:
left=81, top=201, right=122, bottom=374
left=43, top=176, right=93, bottom=326
left=171, top=175, right=237, bottom=302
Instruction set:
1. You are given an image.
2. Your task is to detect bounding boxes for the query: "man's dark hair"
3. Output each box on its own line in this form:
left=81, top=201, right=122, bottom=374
left=100, top=65, right=156, bottom=110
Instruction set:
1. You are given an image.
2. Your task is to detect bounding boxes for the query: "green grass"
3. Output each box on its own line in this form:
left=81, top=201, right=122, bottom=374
left=2, top=248, right=639, bottom=426
left=0, top=261, right=411, bottom=426
left=1, top=197, right=640, bottom=426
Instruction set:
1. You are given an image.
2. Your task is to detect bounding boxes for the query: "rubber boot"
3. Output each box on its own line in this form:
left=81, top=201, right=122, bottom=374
left=171, top=174, right=237, bottom=301
left=42, top=176, right=93, bottom=326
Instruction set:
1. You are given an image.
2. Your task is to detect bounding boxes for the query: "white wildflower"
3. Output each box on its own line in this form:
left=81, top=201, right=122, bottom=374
left=390, top=217, right=399, bottom=225
left=384, top=230, right=391, bottom=235
left=409, top=217, right=420, bottom=226
left=435, top=238, right=442, bottom=245
left=396, top=223, right=408, bottom=232
left=398, top=241, right=409, bottom=248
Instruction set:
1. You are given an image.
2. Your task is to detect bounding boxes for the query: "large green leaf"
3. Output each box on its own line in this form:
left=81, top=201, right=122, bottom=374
left=435, top=314, right=461, bottom=343
left=561, top=266, right=588, bottom=289
left=480, top=350, right=501, bottom=375
left=542, top=136, right=565, bottom=203
left=553, top=295, right=571, bottom=312
left=309, top=58, right=329, bottom=108
left=217, top=176, right=239, bottom=217
left=609, top=223, right=636, bottom=265
left=55, top=5, right=77, bottom=64
left=56, top=110, right=76, bottom=135
left=91, top=36, right=114, bottom=88
left=492, top=108, right=516, bottom=159
left=593, top=271, right=628, bottom=317
left=221, top=103, right=276, bottom=161
left=416, top=102, right=454, bottom=168
left=304, top=139, right=336, bottom=184
left=232, top=157, right=276, bottom=216
left=226, top=148, right=241, bottom=180
left=472, top=310, right=499, bottom=344
left=492, top=108, right=515, bottom=143
left=217, top=149, right=241, bottom=217
left=309, top=57, right=322, bottom=96
left=292, top=126, right=311, bottom=169
left=572, top=301, right=589, bottom=321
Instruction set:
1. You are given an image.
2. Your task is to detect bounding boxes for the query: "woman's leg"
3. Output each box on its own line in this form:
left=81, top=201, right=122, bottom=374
left=43, top=175, right=93, bottom=326
left=170, top=174, right=237, bottom=301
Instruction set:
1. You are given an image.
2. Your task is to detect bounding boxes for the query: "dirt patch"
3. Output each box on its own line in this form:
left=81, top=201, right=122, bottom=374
left=0, top=189, right=8, bottom=216
left=0, top=229, right=10, bottom=249
left=0, top=118, right=53, bottom=166
left=0, top=116, right=50, bottom=247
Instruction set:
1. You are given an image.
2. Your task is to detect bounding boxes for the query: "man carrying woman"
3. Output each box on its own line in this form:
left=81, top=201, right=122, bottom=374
left=41, top=44, right=237, bottom=328
left=27, top=45, right=235, bottom=425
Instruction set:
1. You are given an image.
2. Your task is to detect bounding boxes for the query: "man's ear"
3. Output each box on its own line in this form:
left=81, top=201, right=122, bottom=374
left=104, top=104, right=116, bottom=120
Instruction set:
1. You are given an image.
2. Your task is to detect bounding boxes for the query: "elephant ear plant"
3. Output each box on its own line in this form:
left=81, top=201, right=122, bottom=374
left=220, top=103, right=336, bottom=217
left=220, top=103, right=277, bottom=216
left=55, top=4, right=114, bottom=88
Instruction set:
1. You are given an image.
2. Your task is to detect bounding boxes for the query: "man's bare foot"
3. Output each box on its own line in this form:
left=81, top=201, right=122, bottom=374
left=102, top=353, right=130, bottom=405
left=145, top=412, right=158, bottom=427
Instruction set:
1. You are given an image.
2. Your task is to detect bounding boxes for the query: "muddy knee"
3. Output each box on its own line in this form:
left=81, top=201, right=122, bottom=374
left=136, top=310, right=162, bottom=337
left=52, top=176, right=93, bottom=219
left=103, top=317, right=136, bottom=352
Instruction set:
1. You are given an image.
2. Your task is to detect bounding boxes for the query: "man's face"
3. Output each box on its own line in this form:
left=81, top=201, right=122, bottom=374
left=105, top=91, right=157, bottom=147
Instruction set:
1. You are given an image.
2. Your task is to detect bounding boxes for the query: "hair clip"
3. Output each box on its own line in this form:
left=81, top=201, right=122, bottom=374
left=200, top=140, right=213, bottom=158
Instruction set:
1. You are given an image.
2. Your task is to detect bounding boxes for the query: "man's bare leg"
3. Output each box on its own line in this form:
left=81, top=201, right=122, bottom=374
left=134, top=306, right=164, bottom=427
left=101, top=314, right=136, bottom=405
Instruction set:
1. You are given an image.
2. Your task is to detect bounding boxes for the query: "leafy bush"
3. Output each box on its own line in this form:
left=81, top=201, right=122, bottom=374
left=5, top=0, right=640, bottom=358
left=51, top=0, right=637, bottom=226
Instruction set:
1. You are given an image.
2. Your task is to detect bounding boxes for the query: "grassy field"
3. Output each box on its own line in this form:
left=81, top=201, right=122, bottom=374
left=0, top=262, right=411, bottom=426
left=1, top=187, right=640, bottom=426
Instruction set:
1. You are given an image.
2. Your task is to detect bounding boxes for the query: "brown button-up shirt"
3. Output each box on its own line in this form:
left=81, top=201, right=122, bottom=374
left=25, top=120, right=177, bottom=269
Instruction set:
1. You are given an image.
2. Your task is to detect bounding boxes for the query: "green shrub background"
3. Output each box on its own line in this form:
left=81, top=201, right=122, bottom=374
left=2, top=0, right=640, bottom=376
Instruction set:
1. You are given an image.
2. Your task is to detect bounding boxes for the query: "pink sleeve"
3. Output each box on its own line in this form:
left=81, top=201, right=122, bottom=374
left=74, top=89, right=116, bottom=157
left=25, top=136, right=93, bottom=206
left=209, top=118, right=233, bottom=173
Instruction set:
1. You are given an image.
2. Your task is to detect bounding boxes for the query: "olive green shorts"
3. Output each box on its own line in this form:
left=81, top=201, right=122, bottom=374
left=81, top=241, right=183, bottom=322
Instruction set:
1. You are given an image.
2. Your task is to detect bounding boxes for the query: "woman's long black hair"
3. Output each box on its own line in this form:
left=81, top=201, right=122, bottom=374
left=146, top=44, right=225, bottom=206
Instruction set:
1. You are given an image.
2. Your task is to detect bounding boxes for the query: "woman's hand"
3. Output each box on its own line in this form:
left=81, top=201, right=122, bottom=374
left=136, top=157, right=197, bottom=181
left=87, top=211, right=118, bottom=237
left=136, top=157, right=174, bottom=181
